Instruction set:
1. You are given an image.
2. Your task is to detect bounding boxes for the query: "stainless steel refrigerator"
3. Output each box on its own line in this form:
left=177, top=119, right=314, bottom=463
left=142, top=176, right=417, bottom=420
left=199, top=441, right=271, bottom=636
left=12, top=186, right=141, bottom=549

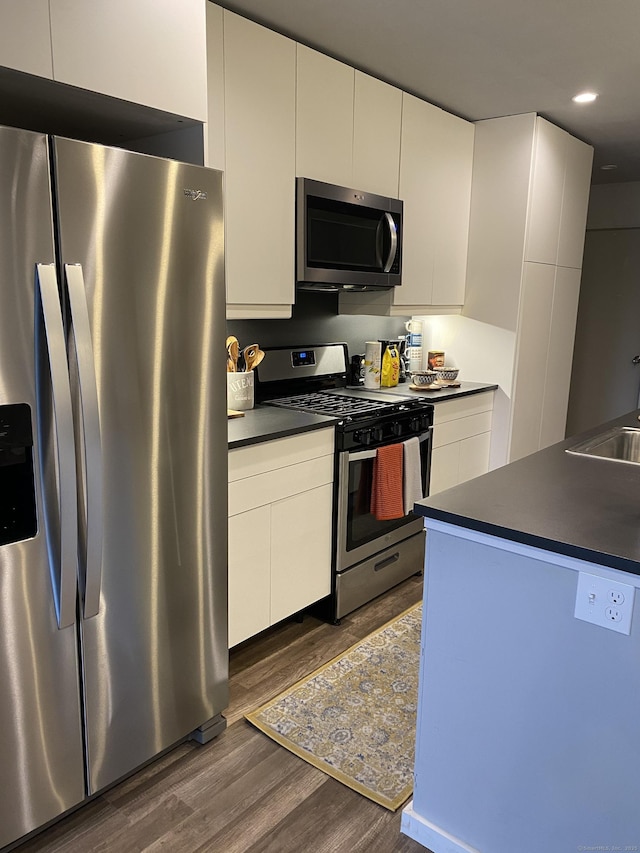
left=0, top=125, right=228, bottom=849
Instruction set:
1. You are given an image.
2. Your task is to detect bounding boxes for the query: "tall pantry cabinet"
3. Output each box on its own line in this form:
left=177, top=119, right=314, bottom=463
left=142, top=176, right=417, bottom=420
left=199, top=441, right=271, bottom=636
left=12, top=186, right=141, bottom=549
left=464, top=113, right=593, bottom=462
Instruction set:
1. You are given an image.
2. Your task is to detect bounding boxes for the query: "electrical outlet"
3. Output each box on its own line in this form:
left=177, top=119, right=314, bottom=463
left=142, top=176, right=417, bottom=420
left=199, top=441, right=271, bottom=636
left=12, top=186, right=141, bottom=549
left=574, top=572, right=635, bottom=635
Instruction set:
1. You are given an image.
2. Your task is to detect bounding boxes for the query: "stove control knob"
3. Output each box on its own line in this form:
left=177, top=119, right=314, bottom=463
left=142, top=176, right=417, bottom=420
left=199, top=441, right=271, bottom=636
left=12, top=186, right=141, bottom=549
left=355, top=428, right=373, bottom=446
left=391, top=421, right=403, bottom=437
left=373, top=426, right=385, bottom=442
left=409, top=416, right=421, bottom=431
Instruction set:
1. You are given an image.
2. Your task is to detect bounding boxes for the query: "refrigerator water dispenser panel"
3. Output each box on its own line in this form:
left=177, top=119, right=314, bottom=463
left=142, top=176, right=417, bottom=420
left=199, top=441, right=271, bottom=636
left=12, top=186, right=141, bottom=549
left=0, top=404, right=37, bottom=546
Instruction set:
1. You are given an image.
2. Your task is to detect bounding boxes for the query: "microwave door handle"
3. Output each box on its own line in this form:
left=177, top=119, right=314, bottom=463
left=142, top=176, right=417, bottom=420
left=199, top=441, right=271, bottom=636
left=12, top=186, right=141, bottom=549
left=382, top=212, right=398, bottom=273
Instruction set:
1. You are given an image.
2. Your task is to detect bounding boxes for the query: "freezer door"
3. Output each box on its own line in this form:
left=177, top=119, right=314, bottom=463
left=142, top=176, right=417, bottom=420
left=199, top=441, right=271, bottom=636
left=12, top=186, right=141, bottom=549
left=0, top=127, right=85, bottom=848
left=51, top=138, right=229, bottom=794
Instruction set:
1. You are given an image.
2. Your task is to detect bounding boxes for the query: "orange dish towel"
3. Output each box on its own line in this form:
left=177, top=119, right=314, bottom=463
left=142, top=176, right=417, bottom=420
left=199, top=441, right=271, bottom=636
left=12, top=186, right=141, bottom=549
left=370, top=443, right=405, bottom=521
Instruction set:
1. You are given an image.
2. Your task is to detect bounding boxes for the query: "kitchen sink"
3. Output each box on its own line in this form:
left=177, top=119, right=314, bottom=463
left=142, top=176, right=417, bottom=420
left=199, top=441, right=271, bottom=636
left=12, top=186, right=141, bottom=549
left=566, top=426, right=640, bottom=465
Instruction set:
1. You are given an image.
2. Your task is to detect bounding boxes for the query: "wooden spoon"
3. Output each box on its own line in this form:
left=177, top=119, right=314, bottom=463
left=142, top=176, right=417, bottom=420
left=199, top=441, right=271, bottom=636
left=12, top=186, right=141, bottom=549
left=242, top=344, right=259, bottom=371
left=226, top=336, right=239, bottom=372
left=249, top=348, right=265, bottom=371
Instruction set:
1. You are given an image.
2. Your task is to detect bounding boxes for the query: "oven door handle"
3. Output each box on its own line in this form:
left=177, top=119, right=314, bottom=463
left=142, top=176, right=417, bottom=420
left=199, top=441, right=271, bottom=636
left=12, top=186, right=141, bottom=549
left=349, top=448, right=378, bottom=462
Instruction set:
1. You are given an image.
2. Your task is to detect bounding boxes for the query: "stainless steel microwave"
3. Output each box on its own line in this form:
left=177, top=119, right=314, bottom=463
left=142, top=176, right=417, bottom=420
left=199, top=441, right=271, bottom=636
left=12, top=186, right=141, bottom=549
left=296, top=178, right=403, bottom=291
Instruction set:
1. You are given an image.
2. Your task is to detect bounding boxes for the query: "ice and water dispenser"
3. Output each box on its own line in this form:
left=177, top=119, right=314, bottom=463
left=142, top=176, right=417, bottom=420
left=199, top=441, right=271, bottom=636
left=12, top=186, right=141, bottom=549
left=0, top=404, right=37, bottom=546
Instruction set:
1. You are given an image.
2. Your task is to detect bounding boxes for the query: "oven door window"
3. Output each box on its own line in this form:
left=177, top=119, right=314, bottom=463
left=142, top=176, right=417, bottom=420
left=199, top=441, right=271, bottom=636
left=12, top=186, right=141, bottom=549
left=345, top=448, right=425, bottom=553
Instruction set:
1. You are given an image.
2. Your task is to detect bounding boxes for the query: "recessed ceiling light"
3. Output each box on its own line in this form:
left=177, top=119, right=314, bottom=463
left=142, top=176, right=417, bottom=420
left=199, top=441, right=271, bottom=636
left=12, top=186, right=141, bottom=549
left=572, top=92, right=598, bottom=104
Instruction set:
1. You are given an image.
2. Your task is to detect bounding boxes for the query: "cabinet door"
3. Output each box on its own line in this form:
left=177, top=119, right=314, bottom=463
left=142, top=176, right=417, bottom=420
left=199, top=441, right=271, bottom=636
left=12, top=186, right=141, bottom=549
left=525, top=118, right=567, bottom=265
left=270, top=484, right=333, bottom=624
left=205, top=2, right=225, bottom=171
left=458, top=432, right=492, bottom=484
left=397, top=94, right=473, bottom=309
left=396, top=93, right=439, bottom=306
left=296, top=45, right=354, bottom=187
left=539, top=266, right=581, bottom=448
left=509, top=262, right=555, bottom=461
left=557, top=135, right=594, bottom=269
left=353, top=72, right=402, bottom=198
left=49, top=0, right=207, bottom=119
left=430, top=110, right=474, bottom=306
left=228, top=506, right=271, bottom=647
left=0, top=0, right=52, bottom=78
left=223, top=12, right=296, bottom=315
left=430, top=443, right=460, bottom=495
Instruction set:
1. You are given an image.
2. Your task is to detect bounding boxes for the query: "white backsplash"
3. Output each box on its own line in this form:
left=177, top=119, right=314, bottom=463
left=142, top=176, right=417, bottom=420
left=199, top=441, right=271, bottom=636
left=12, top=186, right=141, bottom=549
left=414, top=314, right=517, bottom=468
left=415, top=314, right=515, bottom=393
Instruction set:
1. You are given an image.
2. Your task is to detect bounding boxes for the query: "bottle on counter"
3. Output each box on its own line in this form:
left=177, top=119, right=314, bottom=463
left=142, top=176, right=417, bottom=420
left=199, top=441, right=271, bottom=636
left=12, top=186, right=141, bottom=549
left=380, top=342, right=400, bottom=387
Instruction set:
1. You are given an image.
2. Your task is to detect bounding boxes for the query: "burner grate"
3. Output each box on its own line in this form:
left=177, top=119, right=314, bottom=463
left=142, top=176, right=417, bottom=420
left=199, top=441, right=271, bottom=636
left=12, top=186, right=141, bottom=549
left=267, top=392, right=393, bottom=418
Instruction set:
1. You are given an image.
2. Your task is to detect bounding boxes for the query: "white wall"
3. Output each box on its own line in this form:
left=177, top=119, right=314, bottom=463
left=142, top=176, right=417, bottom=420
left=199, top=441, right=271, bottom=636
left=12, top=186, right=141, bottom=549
left=414, top=314, right=516, bottom=468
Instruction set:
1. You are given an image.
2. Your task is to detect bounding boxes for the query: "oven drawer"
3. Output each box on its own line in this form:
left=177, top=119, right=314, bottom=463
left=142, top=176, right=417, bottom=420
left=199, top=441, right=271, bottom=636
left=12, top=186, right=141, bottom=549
left=335, top=528, right=425, bottom=619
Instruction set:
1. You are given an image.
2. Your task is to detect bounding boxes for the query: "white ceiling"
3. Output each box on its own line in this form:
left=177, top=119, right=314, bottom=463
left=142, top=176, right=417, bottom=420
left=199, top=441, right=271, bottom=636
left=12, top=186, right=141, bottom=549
left=215, top=0, right=640, bottom=185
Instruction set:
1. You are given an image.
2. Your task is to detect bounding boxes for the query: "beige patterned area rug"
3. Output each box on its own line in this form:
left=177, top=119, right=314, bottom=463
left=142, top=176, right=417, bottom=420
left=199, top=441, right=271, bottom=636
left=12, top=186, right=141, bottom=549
left=245, top=602, right=422, bottom=811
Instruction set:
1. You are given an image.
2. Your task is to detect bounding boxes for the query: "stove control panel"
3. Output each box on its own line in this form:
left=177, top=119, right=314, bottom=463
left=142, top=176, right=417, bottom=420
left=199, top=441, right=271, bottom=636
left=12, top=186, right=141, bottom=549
left=349, top=405, right=433, bottom=450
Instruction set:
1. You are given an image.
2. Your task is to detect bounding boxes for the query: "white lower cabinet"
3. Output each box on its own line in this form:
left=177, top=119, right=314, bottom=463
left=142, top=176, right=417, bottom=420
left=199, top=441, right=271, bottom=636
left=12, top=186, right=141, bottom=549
left=270, top=484, right=333, bottom=624
left=429, top=393, right=494, bottom=495
left=228, top=429, right=334, bottom=647
left=228, top=506, right=271, bottom=649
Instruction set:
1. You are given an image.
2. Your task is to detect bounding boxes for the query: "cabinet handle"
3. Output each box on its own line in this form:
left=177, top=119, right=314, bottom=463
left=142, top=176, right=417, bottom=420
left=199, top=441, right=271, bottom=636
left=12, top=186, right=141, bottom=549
left=374, top=552, right=400, bottom=572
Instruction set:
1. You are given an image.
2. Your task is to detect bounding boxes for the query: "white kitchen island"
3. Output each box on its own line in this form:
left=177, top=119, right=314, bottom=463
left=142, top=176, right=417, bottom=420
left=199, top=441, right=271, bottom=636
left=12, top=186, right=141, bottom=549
left=401, top=411, right=640, bottom=853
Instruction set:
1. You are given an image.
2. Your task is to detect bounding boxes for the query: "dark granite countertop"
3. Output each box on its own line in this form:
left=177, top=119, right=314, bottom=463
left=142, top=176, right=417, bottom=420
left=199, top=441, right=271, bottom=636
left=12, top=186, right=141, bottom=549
left=227, top=382, right=496, bottom=449
left=414, top=409, right=640, bottom=576
left=227, top=405, right=337, bottom=449
left=373, top=380, right=498, bottom=403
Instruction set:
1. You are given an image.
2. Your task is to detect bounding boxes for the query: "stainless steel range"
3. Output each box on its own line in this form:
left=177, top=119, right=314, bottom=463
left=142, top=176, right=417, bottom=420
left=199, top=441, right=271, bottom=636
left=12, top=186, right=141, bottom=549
left=256, top=343, right=433, bottom=622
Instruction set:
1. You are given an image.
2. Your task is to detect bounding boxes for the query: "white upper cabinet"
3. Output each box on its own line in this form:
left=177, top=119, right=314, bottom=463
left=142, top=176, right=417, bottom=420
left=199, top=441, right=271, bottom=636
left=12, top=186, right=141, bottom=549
left=557, top=133, right=594, bottom=268
left=353, top=72, right=402, bottom=198
left=296, top=46, right=354, bottom=187
left=296, top=49, right=402, bottom=199
left=430, top=107, right=475, bottom=306
left=339, top=92, right=474, bottom=316
left=49, top=0, right=207, bottom=120
left=396, top=93, right=474, bottom=310
left=0, top=0, right=53, bottom=78
left=526, top=117, right=594, bottom=268
left=525, top=119, right=567, bottom=265
left=396, top=94, right=439, bottom=307
left=205, top=3, right=225, bottom=172
left=208, top=8, right=296, bottom=318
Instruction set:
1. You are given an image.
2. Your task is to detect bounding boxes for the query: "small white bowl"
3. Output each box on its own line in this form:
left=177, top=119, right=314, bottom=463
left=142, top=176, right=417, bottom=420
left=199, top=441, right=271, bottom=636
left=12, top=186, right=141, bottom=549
left=411, top=370, right=438, bottom=387
left=435, top=367, right=459, bottom=382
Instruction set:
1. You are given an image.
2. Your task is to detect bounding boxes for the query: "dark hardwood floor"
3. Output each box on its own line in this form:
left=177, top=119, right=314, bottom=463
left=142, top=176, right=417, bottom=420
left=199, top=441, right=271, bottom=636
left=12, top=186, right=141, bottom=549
left=16, top=576, right=429, bottom=853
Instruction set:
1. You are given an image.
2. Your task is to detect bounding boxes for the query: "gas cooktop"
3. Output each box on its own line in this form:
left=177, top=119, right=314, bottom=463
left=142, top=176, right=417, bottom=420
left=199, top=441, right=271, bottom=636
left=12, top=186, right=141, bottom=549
left=266, top=390, right=426, bottom=419
left=256, top=343, right=432, bottom=433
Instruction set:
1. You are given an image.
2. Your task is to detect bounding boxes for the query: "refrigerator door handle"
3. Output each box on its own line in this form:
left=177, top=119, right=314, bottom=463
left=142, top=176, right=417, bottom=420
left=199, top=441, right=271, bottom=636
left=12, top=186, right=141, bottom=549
left=65, top=263, right=103, bottom=620
left=35, top=263, right=78, bottom=629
